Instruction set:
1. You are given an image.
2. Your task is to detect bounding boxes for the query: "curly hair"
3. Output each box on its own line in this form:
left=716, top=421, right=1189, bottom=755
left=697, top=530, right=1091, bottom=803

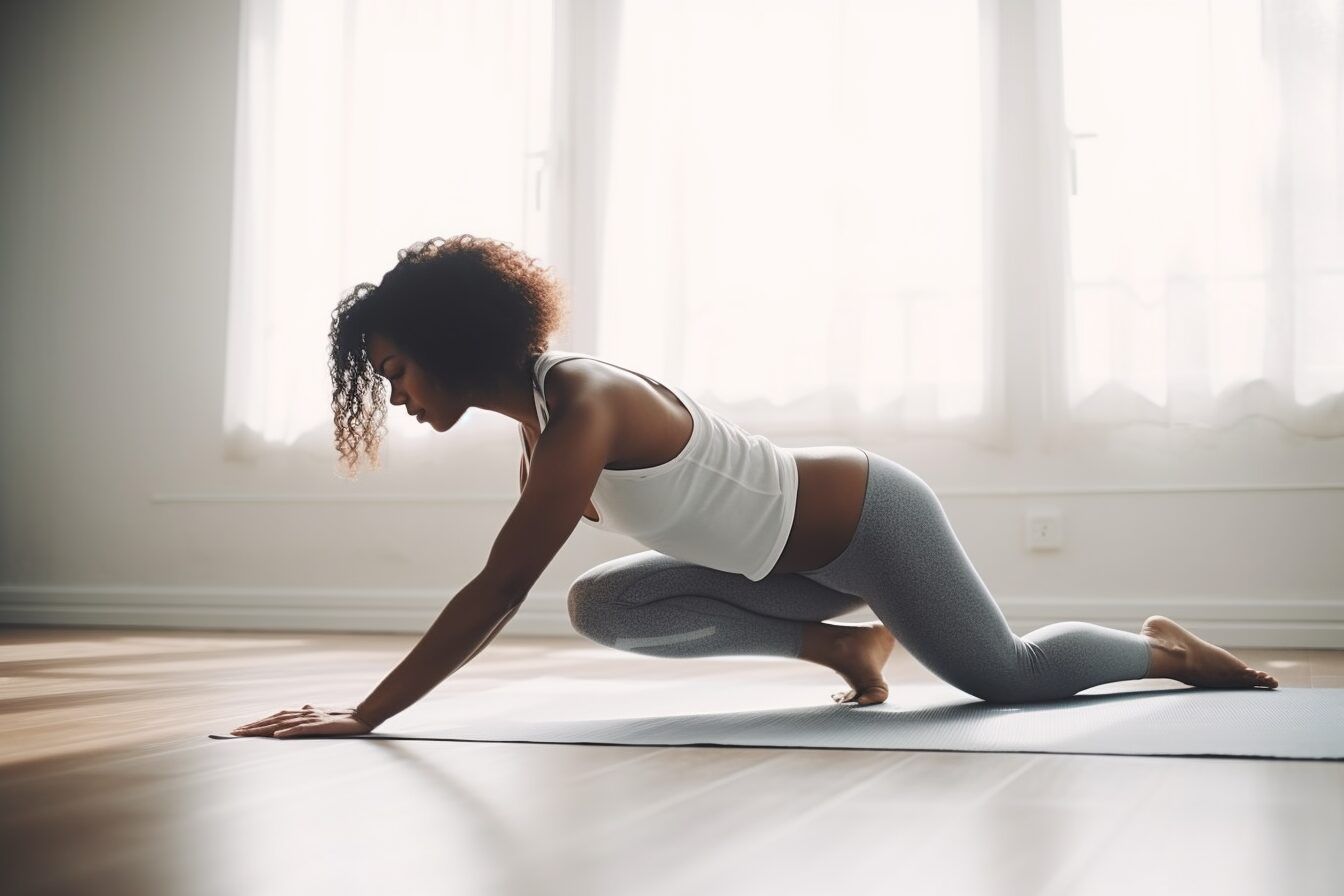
left=327, top=235, right=569, bottom=479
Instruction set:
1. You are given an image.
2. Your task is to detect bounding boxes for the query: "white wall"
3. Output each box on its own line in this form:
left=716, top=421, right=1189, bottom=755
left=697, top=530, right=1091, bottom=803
left=1, top=0, right=1341, bottom=647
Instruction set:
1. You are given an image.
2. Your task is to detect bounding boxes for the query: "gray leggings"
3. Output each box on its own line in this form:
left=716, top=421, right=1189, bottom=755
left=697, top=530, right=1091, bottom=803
left=567, top=450, right=1152, bottom=703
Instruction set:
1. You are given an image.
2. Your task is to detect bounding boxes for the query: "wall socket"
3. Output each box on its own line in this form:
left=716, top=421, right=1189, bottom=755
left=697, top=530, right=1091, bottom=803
left=1025, top=507, right=1064, bottom=551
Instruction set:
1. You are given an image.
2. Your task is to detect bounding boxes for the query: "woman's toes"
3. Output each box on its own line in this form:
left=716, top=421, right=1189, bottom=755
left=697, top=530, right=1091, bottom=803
left=851, top=685, right=889, bottom=706
left=1254, top=670, right=1279, bottom=688
left=1236, top=668, right=1281, bottom=688
left=1237, top=668, right=1273, bottom=688
left=832, top=686, right=889, bottom=705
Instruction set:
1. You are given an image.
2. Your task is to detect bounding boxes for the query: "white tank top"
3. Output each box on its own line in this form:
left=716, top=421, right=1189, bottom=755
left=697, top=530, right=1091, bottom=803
left=520, top=350, right=799, bottom=581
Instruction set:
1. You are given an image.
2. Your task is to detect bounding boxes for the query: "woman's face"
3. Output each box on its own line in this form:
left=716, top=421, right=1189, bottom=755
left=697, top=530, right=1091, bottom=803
left=366, top=332, right=469, bottom=432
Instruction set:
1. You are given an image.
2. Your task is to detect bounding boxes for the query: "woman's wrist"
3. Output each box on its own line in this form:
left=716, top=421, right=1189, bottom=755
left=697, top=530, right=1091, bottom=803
left=350, top=708, right=380, bottom=730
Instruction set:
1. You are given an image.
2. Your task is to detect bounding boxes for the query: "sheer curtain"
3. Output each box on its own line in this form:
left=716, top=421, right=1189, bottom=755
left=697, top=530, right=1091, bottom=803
left=591, top=0, right=1007, bottom=447
left=224, top=0, right=1344, bottom=464
left=223, top=0, right=555, bottom=462
left=1054, top=0, right=1344, bottom=437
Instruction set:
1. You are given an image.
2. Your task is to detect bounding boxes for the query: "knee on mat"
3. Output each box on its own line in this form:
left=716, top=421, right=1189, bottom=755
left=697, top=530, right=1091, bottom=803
left=971, top=682, right=1038, bottom=705
left=964, top=676, right=1073, bottom=705
left=951, top=661, right=1053, bottom=704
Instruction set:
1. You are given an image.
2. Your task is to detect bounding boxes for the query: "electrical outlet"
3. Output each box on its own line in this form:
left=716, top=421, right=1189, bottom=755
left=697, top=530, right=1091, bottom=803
left=1025, top=507, right=1064, bottom=551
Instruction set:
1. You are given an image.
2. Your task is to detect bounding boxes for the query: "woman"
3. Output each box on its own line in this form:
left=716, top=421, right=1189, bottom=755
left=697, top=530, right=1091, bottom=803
left=230, top=235, right=1277, bottom=739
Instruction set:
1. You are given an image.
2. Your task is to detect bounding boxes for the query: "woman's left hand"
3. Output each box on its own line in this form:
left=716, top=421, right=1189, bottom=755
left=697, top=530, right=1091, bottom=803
left=230, top=704, right=374, bottom=738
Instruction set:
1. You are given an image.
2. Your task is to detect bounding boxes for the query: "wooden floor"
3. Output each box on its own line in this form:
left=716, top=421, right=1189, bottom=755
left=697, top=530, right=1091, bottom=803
left=2, top=625, right=1342, bottom=896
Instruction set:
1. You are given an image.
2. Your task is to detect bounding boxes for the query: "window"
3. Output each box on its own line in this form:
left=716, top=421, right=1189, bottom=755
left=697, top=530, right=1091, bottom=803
left=223, top=0, right=1344, bottom=463
left=224, top=0, right=555, bottom=457
left=1059, top=0, right=1344, bottom=434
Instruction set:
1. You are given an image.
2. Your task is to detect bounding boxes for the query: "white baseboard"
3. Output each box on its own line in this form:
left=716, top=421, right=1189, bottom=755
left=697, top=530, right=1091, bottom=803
left=0, top=584, right=1341, bottom=649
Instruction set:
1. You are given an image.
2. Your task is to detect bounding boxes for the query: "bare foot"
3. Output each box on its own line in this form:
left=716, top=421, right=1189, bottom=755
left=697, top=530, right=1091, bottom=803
left=1140, top=615, right=1279, bottom=690
left=822, top=622, right=896, bottom=706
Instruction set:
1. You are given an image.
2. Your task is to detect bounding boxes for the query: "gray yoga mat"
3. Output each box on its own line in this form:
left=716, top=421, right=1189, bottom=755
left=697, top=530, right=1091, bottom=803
left=212, top=686, right=1344, bottom=760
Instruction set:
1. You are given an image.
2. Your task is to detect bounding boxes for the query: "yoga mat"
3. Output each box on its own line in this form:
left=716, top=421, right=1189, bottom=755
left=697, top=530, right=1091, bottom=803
left=212, top=686, right=1344, bottom=760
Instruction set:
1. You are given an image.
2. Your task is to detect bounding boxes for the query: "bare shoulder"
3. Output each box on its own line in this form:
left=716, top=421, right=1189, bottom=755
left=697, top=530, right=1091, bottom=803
left=541, top=354, right=693, bottom=471
left=539, top=356, right=630, bottom=414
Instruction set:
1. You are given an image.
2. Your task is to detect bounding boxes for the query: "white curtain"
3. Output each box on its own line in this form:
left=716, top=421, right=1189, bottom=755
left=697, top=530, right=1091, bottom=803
left=224, top=0, right=1344, bottom=463
left=592, top=0, right=1007, bottom=447
left=223, top=0, right=555, bottom=461
left=1057, top=0, right=1344, bottom=437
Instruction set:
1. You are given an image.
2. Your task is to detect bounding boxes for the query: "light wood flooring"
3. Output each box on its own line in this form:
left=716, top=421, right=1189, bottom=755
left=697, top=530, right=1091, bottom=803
left=2, top=625, right=1343, bottom=896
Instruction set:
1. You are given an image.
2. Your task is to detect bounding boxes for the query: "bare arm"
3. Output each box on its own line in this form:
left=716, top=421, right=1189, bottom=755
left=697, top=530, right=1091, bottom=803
left=354, top=399, right=614, bottom=730
left=354, top=575, right=524, bottom=728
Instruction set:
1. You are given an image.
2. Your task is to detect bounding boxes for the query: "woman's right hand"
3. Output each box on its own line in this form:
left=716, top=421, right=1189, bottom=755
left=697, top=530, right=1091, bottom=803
left=230, top=703, right=375, bottom=738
